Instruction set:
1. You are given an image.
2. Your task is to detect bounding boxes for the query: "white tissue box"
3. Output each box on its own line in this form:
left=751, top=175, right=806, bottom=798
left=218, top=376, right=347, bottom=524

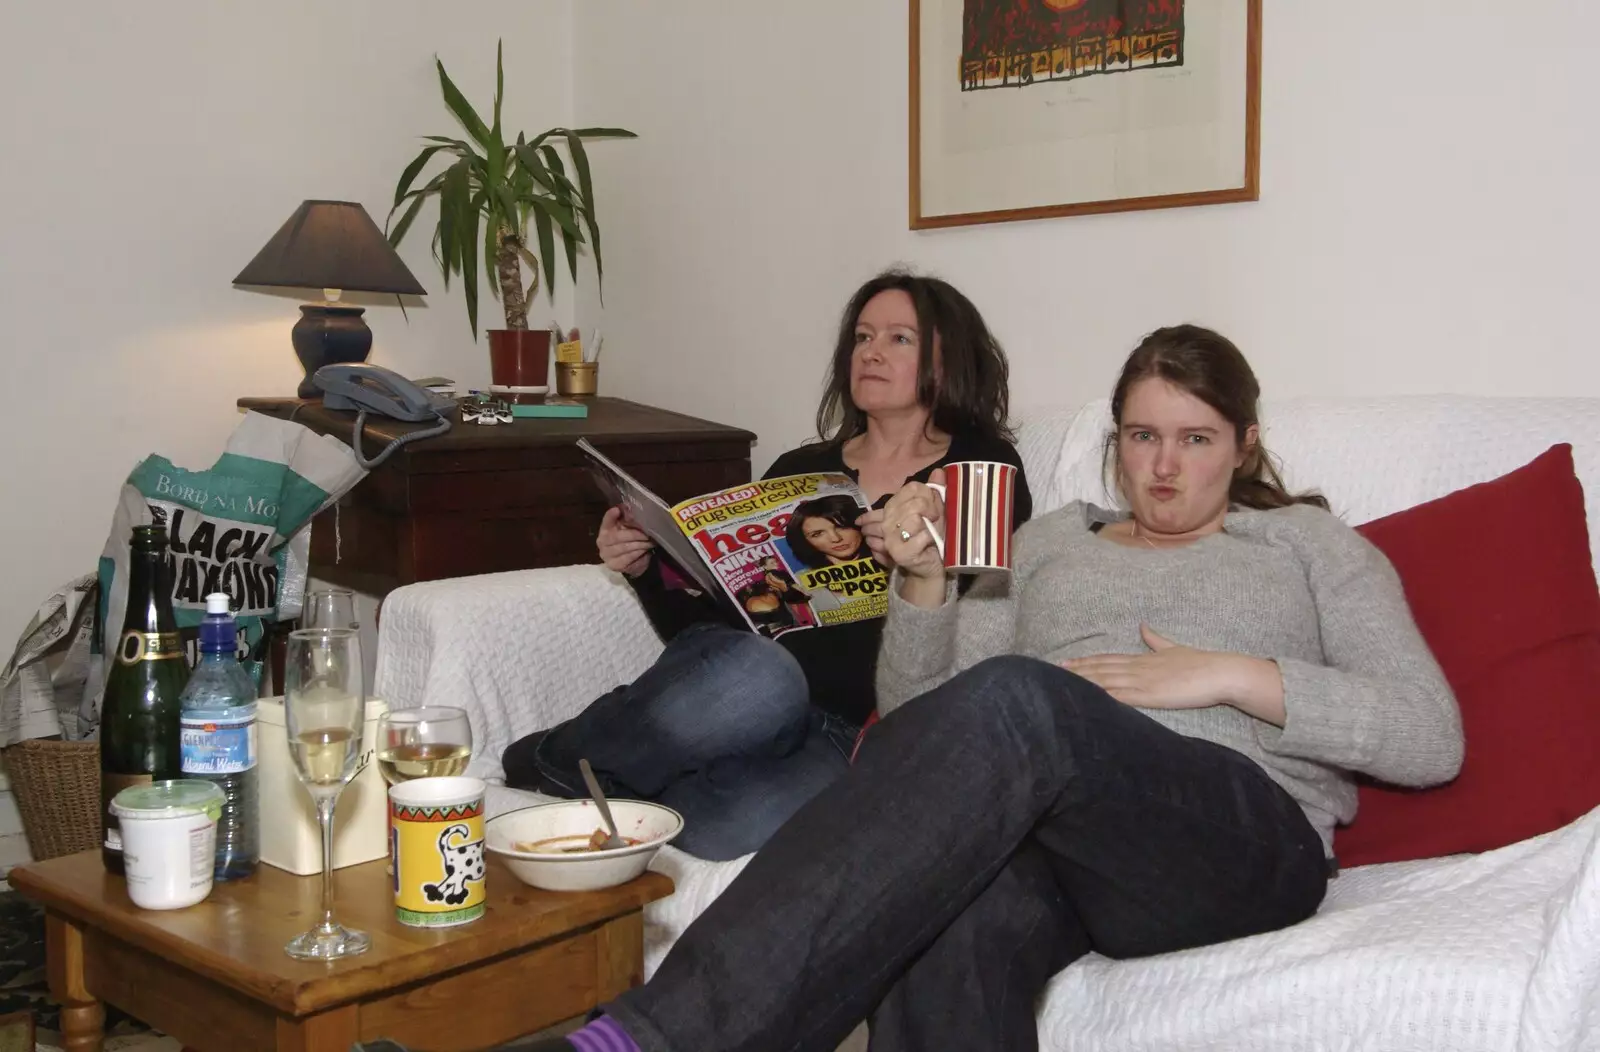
left=257, top=696, right=390, bottom=875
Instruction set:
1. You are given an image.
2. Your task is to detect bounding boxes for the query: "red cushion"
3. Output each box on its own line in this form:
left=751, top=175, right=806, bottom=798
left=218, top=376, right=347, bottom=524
left=1336, top=443, right=1600, bottom=866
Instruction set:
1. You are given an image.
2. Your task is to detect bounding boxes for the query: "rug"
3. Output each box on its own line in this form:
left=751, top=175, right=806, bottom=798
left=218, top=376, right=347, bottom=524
left=0, top=888, right=165, bottom=1048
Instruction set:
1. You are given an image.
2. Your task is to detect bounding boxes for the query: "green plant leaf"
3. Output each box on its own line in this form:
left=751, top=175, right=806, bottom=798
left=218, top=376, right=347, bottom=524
left=492, top=39, right=504, bottom=143
left=538, top=145, right=583, bottom=287
left=522, top=126, right=635, bottom=155
left=439, top=158, right=471, bottom=294
left=391, top=171, right=449, bottom=214
left=386, top=192, right=428, bottom=248
left=527, top=193, right=583, bottom=242
left=436, top=56, right=492, bottom=150
left=483, top=46, right=506, bottom=192
left=531, top=205, right=556, bottom=302
left=391, top=144, right=449, bottom=209
left=490, top=183, right=520, bottom=235
left=563, top=130, right=607, bottom=292
left=459, top=188, right=482, bottom=336
left=483, top=218, right=500, bottom=306
left=537, top=146, right=585, bottom=238
left=513, top=143, right=561, bottom=196
left=562, top=217, right=579, bottom=289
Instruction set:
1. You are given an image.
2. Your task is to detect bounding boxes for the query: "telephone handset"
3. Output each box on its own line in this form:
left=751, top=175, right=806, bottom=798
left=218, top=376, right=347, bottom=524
left=312, top=363, right=453, bottom=469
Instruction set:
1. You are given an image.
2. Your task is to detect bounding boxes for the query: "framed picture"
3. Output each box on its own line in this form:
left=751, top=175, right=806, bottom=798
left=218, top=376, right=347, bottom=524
left=910, top=0, right=1262, bottom=229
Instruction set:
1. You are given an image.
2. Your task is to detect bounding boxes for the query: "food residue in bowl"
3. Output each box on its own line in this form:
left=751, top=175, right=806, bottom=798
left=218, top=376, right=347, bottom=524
left=515, top=828, right=643, bottom=854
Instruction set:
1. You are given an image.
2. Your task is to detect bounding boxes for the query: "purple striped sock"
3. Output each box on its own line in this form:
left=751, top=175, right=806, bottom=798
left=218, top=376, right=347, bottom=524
left=566, top=1015, right=641, bottom=1052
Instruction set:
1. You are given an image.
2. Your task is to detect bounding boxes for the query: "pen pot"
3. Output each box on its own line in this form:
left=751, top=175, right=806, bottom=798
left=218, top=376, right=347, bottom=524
left=556, top=361, right=599, bottom=397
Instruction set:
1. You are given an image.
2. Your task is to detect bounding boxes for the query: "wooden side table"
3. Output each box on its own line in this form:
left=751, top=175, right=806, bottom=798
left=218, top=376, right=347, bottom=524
left=10, top=851, right=673, bottom=1052
left=238, top=396, right=756, bottom=595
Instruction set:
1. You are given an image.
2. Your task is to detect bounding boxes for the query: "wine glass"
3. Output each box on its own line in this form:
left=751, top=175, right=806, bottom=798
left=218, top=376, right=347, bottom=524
left=303, top=588, right=358, bottom=630
left=376, top=707, right=473, bottom=876
left=283, top=627, right=371, bottom=961
left=377, top=707, right=474, bottom=786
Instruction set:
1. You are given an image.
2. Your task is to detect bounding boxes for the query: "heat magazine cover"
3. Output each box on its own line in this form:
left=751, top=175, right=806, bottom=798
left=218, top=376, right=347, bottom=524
left=578, top=439, right=889, bottom=638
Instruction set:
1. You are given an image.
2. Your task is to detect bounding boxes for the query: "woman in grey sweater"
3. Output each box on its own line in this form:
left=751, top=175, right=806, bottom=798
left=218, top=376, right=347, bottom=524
left=535, top=326, right=1465, bottom=1052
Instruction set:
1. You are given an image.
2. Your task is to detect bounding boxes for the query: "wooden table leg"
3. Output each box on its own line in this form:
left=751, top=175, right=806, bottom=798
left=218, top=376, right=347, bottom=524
left=276, top=1005, right=359, bottom=1052
left=45, top=913, right=104, bottom=1052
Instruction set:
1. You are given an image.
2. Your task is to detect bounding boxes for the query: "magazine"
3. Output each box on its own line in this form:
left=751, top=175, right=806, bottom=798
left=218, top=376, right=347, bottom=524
left=577, top=439, right=888, bottom=638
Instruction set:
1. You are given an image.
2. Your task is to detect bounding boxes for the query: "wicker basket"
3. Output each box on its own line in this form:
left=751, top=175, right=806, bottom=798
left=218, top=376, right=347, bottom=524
left=1, top=739, right=101, bottom=861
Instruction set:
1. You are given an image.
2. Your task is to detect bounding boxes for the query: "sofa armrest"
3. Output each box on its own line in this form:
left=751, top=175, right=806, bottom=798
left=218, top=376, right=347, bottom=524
left=375, top=564, right=664, bottom=786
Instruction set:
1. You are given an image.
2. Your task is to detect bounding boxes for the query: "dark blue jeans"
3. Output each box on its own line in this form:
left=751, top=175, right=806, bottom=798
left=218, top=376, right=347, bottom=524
left=501, top=624, right=856, bottom=861
left=604, top=655, right=1329, bottom=1052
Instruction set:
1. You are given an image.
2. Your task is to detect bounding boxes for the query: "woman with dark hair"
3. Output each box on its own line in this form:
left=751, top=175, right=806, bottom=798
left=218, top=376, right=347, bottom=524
left=500, top=268, right=1033, bottom=860
left=512, top=324, right=1462, bottom=1052
left=785, top=494, right=873, bottom=569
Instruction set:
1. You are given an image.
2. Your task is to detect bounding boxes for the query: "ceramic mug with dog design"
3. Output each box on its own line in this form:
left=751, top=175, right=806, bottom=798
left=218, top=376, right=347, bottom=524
left=390, top=776, right=487, bottom=927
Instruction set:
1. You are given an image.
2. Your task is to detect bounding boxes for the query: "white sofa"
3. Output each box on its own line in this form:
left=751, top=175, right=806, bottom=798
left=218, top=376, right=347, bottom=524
left=375, top=396, right=1600, bottom=1052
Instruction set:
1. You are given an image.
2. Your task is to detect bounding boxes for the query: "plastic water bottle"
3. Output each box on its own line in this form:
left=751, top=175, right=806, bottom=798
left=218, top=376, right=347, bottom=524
left=179, top=592, right=259, bottom=881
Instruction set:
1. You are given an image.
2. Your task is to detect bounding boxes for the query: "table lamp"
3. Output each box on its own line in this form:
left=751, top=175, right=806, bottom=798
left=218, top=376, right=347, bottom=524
left=233, top=200, right=427, bottom=397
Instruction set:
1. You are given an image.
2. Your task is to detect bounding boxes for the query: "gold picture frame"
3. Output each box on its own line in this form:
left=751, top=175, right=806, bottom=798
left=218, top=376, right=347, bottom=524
left=910, top=0, right=1263, bottom=229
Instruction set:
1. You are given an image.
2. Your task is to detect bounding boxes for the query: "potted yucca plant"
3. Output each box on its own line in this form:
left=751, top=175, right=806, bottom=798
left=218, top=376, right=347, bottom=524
left=387, top=42, right=635, bottom=386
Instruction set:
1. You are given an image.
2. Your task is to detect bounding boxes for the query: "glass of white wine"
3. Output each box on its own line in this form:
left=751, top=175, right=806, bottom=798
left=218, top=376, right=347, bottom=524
left=283, top=626, right=371, bottom=961
left=376, top=707, right=474, bottom=785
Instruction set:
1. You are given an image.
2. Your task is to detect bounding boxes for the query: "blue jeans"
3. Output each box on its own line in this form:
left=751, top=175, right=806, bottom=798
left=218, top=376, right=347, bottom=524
left=603, top=655, right=1329, bottom=1052
left=501, top=624, right=856, bottom=861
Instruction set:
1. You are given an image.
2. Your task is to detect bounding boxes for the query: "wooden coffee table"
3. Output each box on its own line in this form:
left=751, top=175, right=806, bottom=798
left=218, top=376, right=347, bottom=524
left=10, top=851, right=673, bottom=1052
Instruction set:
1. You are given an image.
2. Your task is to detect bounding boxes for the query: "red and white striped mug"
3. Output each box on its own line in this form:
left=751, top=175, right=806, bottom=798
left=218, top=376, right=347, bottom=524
left=920, top=461, right=1018, bottom=574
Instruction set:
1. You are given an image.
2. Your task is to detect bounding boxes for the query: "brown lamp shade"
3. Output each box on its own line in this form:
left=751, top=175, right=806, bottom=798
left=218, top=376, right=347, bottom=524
left=233, top=200, right=426, bottom=295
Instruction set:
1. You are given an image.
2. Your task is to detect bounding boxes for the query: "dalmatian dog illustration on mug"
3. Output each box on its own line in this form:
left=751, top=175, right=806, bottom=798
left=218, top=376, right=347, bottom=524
left=422, top=822, right=485, bottom=906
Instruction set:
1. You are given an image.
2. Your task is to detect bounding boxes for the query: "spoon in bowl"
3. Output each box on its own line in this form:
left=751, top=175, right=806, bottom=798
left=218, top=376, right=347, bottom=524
left=578, top=758, right=629, bottom=851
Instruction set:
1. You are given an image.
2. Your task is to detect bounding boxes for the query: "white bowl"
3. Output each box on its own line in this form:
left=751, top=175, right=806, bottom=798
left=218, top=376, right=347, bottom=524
left=485, top=799, right=683, bottom=892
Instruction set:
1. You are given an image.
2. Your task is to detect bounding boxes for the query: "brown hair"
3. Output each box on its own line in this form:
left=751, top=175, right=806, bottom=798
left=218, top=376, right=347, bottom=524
left=814, top=269, right=1013, bottom=445
left=1103, top=325, right=1328, bottom=511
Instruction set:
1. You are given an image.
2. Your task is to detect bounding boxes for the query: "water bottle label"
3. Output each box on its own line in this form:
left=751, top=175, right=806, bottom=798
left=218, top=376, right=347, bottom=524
left=180, top=715, right=258, bottom=775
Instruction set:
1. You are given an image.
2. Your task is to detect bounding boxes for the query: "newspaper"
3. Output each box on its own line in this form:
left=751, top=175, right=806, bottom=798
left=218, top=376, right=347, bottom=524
left=578, top=439, right=888, bottom=639
left=0, top=574, right=99, bottom=745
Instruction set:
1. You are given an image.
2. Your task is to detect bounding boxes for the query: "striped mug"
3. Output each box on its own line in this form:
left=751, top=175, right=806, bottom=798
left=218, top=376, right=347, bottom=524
left=920, top=461, right=1018, bottom=574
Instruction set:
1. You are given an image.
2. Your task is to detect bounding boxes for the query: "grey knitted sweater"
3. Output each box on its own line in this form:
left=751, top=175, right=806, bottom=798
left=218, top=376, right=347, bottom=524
left=876, top=501, right=1464, bottom=853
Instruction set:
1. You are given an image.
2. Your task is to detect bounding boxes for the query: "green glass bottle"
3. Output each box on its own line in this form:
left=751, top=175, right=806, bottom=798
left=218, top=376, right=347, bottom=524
left=100, top=523, right=190, bottom=874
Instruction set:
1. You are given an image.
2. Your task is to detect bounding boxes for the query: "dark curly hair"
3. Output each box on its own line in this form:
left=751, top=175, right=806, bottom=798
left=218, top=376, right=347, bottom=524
left=813, top=269, right=1013, bottom=446
left=784, top=495, right=870, bottom=569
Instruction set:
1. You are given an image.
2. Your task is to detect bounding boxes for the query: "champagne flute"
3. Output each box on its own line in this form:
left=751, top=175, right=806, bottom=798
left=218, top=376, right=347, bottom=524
left=283, top=627, right=371, bottom=961
left=377, top=707, right=474, bottom=785
left=303, top=588, right=358, bottom=630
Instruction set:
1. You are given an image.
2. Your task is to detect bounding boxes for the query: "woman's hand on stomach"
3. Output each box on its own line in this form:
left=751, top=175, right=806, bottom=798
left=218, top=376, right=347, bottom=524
left=1063, top=625, right=1286, bottom=725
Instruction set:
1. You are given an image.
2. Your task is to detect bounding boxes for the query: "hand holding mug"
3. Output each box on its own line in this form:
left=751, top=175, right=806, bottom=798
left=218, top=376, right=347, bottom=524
left=893, top=462, right=1019, bottom=577
left=856, top=508, right=895, bottom=568
left=597, top=506, right=654, bottom=577
left=882, top=469, right=948, bottom=581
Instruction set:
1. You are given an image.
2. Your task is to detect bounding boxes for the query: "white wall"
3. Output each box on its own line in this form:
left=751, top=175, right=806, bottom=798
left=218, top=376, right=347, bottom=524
left=572, top=1, right=1600, bottom=476
left=0, top=1, right=575, bottom=649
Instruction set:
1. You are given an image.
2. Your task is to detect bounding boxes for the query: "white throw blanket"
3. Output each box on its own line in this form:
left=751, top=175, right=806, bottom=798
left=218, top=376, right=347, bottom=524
left=456, top=774, right=1600, bottom=1052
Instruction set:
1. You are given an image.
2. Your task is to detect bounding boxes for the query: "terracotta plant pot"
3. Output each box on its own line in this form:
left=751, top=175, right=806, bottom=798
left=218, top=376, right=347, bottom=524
left=488, top=329, right=552, bottom=389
